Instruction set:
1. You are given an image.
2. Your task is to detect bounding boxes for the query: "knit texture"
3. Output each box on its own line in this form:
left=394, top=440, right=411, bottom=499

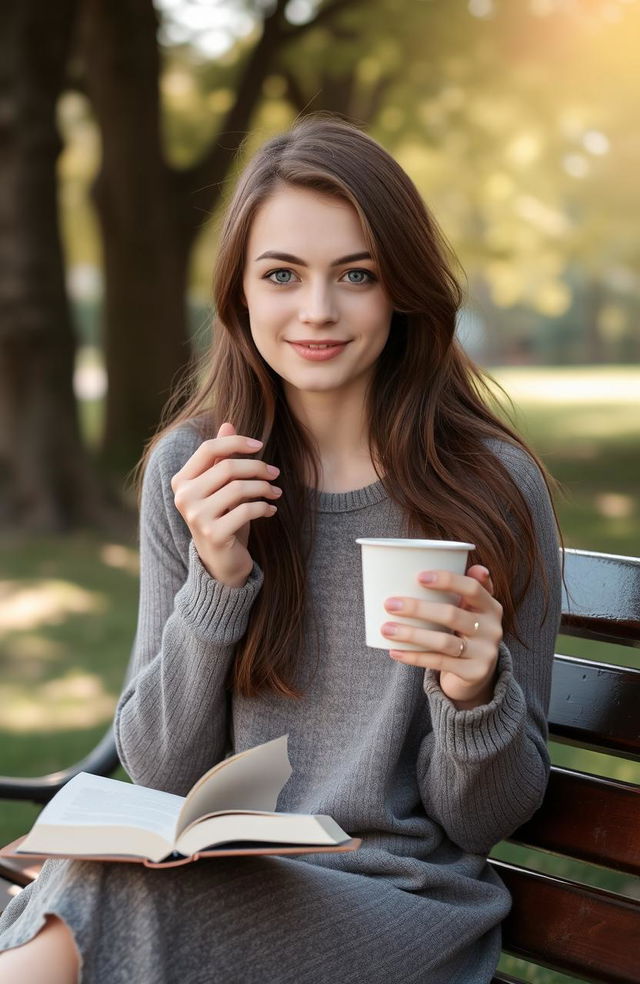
left=0, top=421, right=562, bottom=983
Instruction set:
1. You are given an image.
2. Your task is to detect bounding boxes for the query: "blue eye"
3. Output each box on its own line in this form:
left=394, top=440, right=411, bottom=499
left=266, top=269, right=295, bottom=284
left=344, top=269, right=374, bottom=284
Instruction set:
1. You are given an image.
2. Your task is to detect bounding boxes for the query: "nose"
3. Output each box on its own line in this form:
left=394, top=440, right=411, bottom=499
left=299, top=280, right=338, bottom=325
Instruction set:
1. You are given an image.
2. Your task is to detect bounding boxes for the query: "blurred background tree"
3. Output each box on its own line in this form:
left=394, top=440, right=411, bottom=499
left=0, top=1, right=114, bottom=533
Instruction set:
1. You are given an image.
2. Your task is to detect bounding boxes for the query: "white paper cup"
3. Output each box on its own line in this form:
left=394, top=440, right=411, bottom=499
left=356, top=538, right=475, bottom=651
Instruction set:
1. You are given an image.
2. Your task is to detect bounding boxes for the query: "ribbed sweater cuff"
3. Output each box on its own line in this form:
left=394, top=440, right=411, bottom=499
left=423, top=643, right=527, bottom=762
left=173, top=539, right=264, bottom=644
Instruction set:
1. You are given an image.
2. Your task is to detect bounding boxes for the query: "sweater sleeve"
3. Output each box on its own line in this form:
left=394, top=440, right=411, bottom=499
left=417, top=443, right=561, bottom=854
left=114, top=425, right=264, bottom=795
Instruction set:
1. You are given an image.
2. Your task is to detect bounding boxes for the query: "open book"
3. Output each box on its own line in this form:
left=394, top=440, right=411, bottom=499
left=0, top=736, right=360, bottom=868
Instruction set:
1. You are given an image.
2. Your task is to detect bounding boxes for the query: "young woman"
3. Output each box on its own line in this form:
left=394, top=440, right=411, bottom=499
left=0, top=114, right=562, bottom=983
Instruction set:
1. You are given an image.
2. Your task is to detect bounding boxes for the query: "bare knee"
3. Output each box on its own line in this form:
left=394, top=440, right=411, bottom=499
left=0, top=914, right=80, bottom=984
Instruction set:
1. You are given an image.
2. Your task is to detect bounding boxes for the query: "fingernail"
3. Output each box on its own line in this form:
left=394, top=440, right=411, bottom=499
left=479, top=566, right=490, bottom=577
left=246, top=439, right=263, bottom=449
left=419, top=572, right=436, bottom=584
left=266, top=465, right=280, bottom=477
left=382, top=623, right=398, bottom=635
left=385, top=598, right=403, bottom=611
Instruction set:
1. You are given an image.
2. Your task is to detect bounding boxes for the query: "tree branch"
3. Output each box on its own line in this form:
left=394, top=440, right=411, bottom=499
left=177, top=0, right=291, bottom=240
left=279, top=68, right=311, bottom=114
left=283, top=0, right=367, bottom=42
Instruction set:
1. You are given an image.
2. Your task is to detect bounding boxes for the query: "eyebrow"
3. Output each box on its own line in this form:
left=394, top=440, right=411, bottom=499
left=254, top=250, right=373, bottom=267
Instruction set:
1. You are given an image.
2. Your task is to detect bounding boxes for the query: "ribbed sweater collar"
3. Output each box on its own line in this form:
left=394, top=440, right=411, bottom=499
left=306, top=478, right=388, bottom=513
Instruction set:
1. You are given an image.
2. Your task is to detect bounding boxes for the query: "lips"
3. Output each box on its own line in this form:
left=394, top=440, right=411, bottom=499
left=288, top=341, right=350, bottom=362
left=287, top=341, right=349, bottom=347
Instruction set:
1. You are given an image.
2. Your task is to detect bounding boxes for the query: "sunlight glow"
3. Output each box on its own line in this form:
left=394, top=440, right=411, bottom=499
left=285, top=0, right=316, bottom=26
left=468, top=0, right=495, bottom=17
left=507, top=133, right=542, bottom=167
left=0, top=581, right=107, bottom=632
left=100, top=544, right=140, bottom=576
left=563, top=153, right=590, bottom=177
left=595, top=493, right=635, bottom=519
left=515, top=195, right=570, bottom=236
left=529, top=0, right=556, bottom=15
left=491, top=369, right=640, bottom=404
left=0, top=673, right=116, bottom=733
left=582, top=129, right=611, bottom=155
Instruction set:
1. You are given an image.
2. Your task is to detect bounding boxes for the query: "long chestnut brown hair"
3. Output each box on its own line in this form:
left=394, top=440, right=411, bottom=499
left=134, top=113, right=562, bottom=699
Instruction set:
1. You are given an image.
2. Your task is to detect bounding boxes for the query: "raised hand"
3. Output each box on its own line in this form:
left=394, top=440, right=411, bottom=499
left=380, top=565, right=503, bottom=709
left=170, top=421, right=282, bottom=587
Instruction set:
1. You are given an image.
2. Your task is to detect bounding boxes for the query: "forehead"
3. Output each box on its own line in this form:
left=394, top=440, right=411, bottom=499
left=246, top=185, right=367, bottom=256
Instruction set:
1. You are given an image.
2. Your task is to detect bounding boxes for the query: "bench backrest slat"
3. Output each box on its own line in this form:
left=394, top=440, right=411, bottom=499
left=547, top=655, right=640, bottom=760
left=560, top=549, right=640, bottom=648
left=511, top=765, right=640, bottom=874
left=491, top=860, right=640, bottom=984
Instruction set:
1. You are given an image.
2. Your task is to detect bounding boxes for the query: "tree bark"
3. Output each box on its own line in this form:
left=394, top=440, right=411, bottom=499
left=584, top=276, right=605, bottom=364
left=78, top=0, right=189, bottom=474
left=0, top=1, right=124, bottom=531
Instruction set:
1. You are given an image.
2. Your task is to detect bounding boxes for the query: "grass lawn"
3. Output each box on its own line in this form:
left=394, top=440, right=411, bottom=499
left=1, top=365, right=638, bottom=983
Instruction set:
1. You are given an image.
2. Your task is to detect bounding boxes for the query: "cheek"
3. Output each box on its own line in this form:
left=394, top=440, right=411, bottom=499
left=246, top=290, right=289, bottom=333
left=362, top=297, right=393, bottom=344
left=350, top=290, right=392, bottom=325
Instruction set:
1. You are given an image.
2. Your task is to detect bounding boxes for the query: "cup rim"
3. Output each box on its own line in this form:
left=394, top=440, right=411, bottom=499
left=355, top=538, right=475, bottom=550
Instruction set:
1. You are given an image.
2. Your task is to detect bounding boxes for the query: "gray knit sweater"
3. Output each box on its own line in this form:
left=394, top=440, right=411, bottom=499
left=109, top=420, right=561, bottom=977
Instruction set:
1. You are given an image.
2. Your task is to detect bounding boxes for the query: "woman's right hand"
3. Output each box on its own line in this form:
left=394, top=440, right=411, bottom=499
left=170, top=421, right=282, bottom=587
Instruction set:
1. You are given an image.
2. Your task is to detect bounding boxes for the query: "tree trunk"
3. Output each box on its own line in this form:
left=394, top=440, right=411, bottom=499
left=80, top=0, right=193, bottom=474
left=584, top=276, right=605, bottom=364
left=0, top=1, right=124, bottom=532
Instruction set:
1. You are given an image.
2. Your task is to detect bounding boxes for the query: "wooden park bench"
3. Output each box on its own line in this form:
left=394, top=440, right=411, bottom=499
left=1, top=547, right=639, bottom=982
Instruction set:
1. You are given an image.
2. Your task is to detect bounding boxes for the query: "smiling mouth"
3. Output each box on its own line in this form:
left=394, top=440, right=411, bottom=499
left=287, top=341, right=350, bottom=349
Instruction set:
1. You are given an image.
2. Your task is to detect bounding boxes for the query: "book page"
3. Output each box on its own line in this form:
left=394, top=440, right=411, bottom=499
left=176, top=735, right=292, bottom=836
left=176, top=811, right=349, bottom=857
left=27, top=773, right=182, bottom=842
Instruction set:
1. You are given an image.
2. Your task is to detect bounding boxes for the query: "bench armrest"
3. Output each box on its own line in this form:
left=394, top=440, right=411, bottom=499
left=0, top=726, right=120, bottom=804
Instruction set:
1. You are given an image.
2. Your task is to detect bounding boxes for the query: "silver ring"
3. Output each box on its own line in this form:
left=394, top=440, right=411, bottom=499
left=457, top=637, right=467, bottom=657
left=473, top=620, right=480, bottom=635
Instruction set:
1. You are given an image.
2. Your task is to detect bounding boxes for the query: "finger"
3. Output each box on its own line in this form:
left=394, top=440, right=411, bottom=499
left=416, top=569, right=493, bottom=612
left=382, top=598, right=481, bottom=637
left=177, top=479, right=281, bottom=528
left=381, top=624, right=467, bottom=658
left=213, top=421, right=236, bottom=466
left=388, top=649, right=481, bottom=679
left=172, top=432, right=264, bottom=484
left=466, top=564, right=494, bottom=597
left=209, top=499, right=278, bottom=542
left=208, top=479, right=283, bottom=518
left=178, top=457, right=280, bottom=503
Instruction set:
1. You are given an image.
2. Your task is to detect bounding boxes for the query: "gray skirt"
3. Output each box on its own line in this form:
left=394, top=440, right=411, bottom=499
left=0, top=853, right=504, bottom=983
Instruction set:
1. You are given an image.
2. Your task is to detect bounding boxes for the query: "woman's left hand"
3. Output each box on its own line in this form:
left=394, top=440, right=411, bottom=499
left=381, top=566, right=504, bottom=709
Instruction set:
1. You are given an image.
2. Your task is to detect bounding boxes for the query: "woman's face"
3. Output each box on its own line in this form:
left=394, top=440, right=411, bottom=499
left=242, top=185, right=394, bottom=401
